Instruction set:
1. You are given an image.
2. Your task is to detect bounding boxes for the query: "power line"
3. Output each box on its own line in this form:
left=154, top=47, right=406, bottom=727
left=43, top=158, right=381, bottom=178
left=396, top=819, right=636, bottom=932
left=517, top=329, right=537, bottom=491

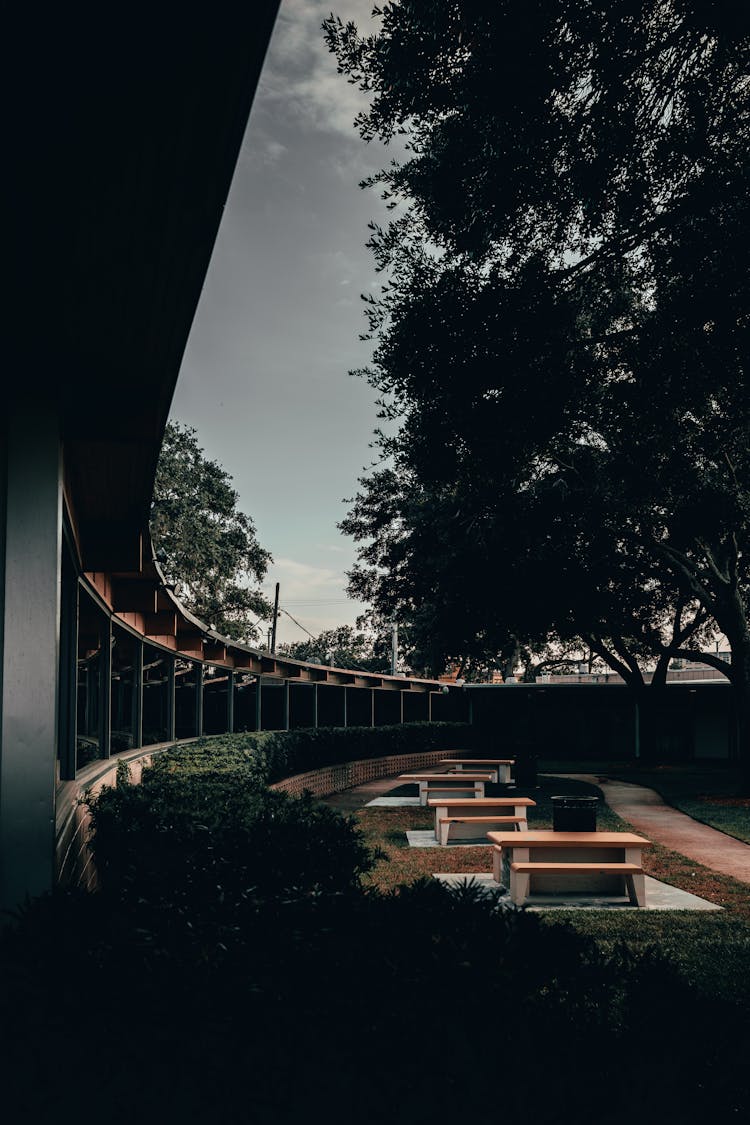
left=280, top=599, right=352, bottom=607
left=279, top=607, right=317, bottom=641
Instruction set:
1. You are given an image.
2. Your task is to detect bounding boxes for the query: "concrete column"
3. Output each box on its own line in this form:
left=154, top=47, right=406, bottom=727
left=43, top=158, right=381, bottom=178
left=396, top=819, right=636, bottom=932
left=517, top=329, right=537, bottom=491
left=56, top=544, right=78, bottom=780
left=1, top=404, right=62, bottom=910
left=195, top=663, right=204, bottom=736
left=255, top=675, right=262, bottom=731
left=227, top=670, right=235, bottom=734
left=134, top=637, right=144, bottom=747
left=313, top=683, right=318, bottom=729
left=283, top=680, right=290, bottom=731
left=100, top=616, right=112, bottom=758
left=342, top=686, right=347, bottom=728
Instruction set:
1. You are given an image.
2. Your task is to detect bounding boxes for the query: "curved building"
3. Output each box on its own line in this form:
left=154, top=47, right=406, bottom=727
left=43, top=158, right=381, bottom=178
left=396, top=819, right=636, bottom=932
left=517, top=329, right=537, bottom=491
left=1, top=5, right=455, bottom=911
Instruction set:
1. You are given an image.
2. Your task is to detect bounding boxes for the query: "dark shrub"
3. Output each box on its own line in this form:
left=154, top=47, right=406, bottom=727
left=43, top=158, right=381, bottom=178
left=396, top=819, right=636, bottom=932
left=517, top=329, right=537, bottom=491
left=86, top=761, right=375, bottom=913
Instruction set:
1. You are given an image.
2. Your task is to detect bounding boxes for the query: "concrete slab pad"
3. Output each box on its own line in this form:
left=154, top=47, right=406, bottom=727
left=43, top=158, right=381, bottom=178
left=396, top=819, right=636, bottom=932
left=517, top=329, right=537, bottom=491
left=432, top=873, right=722, bottom=911
left=365, top=796, right=421, bottom=807
left=407, top=829, right=492, bottom=848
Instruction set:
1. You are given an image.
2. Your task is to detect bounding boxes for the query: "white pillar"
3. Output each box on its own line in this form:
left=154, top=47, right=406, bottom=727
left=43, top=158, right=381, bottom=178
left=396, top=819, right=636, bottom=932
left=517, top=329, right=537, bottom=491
left=1, top=404, right=62, bottom=910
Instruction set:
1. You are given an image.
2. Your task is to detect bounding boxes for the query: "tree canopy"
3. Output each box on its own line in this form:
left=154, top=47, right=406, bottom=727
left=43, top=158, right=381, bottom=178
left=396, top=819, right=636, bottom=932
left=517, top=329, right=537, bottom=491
left=328, top=4, right=750, bottom=670
left=150, top=422, right=272, bottom=641
left=277, top=622, right=392, bottom=673
left=326, top=3, right=750, bottom=768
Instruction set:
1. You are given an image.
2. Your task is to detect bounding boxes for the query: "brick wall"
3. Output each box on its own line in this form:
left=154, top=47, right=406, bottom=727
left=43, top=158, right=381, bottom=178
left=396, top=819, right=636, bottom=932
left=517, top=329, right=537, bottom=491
left=270, top=750, right=458, bottom=798
left=55, top=752, right=155, bottom=891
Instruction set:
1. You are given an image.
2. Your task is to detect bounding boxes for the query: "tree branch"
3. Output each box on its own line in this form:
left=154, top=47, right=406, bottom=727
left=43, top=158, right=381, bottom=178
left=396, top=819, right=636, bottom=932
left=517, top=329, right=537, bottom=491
left=654, top=541, right=717, bottom=615
left=584, top=634, right=644, bottom=687
left=673, top=648, right=733, bottom=679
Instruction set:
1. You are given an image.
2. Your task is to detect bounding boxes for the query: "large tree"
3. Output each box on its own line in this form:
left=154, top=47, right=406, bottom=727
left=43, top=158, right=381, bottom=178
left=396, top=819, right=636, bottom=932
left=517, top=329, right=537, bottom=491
left=326, top=3, right=750, bottom=774
left=150, top=422, right=272, bottom=641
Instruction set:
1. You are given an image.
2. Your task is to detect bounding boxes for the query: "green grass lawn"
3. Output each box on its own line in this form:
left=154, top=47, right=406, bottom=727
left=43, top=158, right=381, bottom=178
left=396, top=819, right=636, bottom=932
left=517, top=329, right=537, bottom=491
left=351, top=770, right=750, bottom=1005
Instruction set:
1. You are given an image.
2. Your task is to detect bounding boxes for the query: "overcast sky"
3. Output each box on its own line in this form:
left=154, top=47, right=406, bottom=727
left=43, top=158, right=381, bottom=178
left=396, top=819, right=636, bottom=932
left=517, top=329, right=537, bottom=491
left=171, top=0, right=395, bottom=647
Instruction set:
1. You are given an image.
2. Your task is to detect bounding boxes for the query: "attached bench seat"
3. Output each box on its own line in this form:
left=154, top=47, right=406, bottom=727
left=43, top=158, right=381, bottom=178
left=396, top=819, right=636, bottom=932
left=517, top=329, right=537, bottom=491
left=509, top=861, right=645, bottom=907
left=437, top=814, right=526, bottom=846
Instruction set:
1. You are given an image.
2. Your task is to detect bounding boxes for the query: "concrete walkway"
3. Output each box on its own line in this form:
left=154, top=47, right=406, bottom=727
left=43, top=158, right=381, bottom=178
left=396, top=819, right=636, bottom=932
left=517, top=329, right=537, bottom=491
left=555, top=774, right=750, bottom=884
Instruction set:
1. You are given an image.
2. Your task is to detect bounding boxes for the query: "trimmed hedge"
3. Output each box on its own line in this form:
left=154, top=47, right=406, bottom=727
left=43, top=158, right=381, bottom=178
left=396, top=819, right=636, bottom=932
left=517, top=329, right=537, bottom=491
left=149, top=721, right=479, bottom=783
left=183, top=721, right=479, bottom=783
left=86, top=758, right=376, bottom=907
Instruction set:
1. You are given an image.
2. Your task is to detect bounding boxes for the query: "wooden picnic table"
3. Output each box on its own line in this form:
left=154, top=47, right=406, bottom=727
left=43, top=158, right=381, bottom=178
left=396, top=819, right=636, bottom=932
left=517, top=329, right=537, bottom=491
left=427, top=796, right=535, bottom=845
left=439, top=758, right=514, bottom=784
left=397, top=771, right=494, bottom=805
left=487, top=830, right=652, bottom=907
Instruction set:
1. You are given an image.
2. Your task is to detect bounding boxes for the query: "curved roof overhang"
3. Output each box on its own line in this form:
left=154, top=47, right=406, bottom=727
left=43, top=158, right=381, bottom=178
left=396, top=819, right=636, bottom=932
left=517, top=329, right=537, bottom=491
left=8, top=3, right=281, bottom=566
left=85, top=542, right=446, bottom=693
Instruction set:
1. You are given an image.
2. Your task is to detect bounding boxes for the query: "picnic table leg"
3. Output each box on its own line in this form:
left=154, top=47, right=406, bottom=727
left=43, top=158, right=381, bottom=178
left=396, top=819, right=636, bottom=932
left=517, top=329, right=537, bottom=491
left=510, top=868, right=530, bottom=906
left=625, top=848, right=646, bottom=906
left=514, top=808, right=529, bottom=831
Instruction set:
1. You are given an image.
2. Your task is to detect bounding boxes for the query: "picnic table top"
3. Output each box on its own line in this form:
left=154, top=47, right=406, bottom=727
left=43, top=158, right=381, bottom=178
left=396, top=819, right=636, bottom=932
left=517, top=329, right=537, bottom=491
left=439, top=758, right=515, bottom=766
left=427, top=796, right=536, bottom=807
left=487, top=830, right=651, bottom=848
left=400, top=771, right=496, bottom=781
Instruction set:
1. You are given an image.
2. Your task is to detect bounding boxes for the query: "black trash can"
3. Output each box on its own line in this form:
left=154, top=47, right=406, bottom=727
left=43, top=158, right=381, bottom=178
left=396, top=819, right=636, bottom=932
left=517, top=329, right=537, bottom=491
left=551, top=795, right=598, bottom=832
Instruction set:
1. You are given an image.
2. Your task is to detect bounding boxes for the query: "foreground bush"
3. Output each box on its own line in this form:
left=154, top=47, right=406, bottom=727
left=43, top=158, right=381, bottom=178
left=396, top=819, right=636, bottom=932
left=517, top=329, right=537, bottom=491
left=1, top=879, right=749, bottom=1124
left=2, top=740, right=747, bottom=1122
left=87, top=757, right=376, bottom=909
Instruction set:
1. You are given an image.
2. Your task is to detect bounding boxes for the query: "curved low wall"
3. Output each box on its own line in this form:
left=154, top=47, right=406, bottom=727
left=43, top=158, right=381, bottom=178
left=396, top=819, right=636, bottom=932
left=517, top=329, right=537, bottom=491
left=55, top=743, right=179, bottom=891
left=270, top=749, right=458, bottom=799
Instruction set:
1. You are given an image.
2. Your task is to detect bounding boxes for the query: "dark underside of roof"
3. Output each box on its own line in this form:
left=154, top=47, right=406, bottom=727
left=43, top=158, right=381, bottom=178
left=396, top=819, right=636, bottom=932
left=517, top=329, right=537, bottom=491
left=6, top=3, right=281, bottom=553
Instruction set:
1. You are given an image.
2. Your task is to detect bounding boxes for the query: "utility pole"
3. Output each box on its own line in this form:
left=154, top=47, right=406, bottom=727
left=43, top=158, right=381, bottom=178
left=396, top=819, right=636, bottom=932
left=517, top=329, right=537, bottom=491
left=391, top=620, right=398, bottom=676
left=270, top=582, right=280, bottom=654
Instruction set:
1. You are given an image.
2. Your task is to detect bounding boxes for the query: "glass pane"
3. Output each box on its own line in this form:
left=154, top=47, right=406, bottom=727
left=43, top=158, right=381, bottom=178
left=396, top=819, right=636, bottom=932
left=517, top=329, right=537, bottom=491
left=174, top=658, right=198, bottom=739
left=203, top=664, right=230, bottom=735
left=76, top=591, right=104, bottom=768
left=143, top=647, right=172, bottom=745
left=111, top=626, right=139, bottom=752
left=233, top=673, right=258, bottom=732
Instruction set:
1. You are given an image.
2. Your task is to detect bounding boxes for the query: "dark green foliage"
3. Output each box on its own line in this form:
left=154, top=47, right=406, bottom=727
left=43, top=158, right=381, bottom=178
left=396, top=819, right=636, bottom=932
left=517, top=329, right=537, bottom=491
left=150, top=420, right=272, bottom=640
left=325, top=2, right=750, bottom=774
left=146, top=722, right=477, bottom=784
left=258, top=720, right=479, bottom=782
left=87, top=757, right=375, bottom=908
left=278, top=622, right=392, bottom=672
left=3, top=734, right=750, bottom=1120
left=2, top=879, right=749, bottom=1122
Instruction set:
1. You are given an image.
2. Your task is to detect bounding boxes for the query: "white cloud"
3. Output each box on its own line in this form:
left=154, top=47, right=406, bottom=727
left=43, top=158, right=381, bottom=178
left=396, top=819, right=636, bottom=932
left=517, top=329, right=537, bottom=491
left=260, top=0, right=381, bottom=139
left=261, top=138, right=289, bottom=165
left=262, top=554, right=368, bottom=643
left=266, top=556, right=343, bottom=601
